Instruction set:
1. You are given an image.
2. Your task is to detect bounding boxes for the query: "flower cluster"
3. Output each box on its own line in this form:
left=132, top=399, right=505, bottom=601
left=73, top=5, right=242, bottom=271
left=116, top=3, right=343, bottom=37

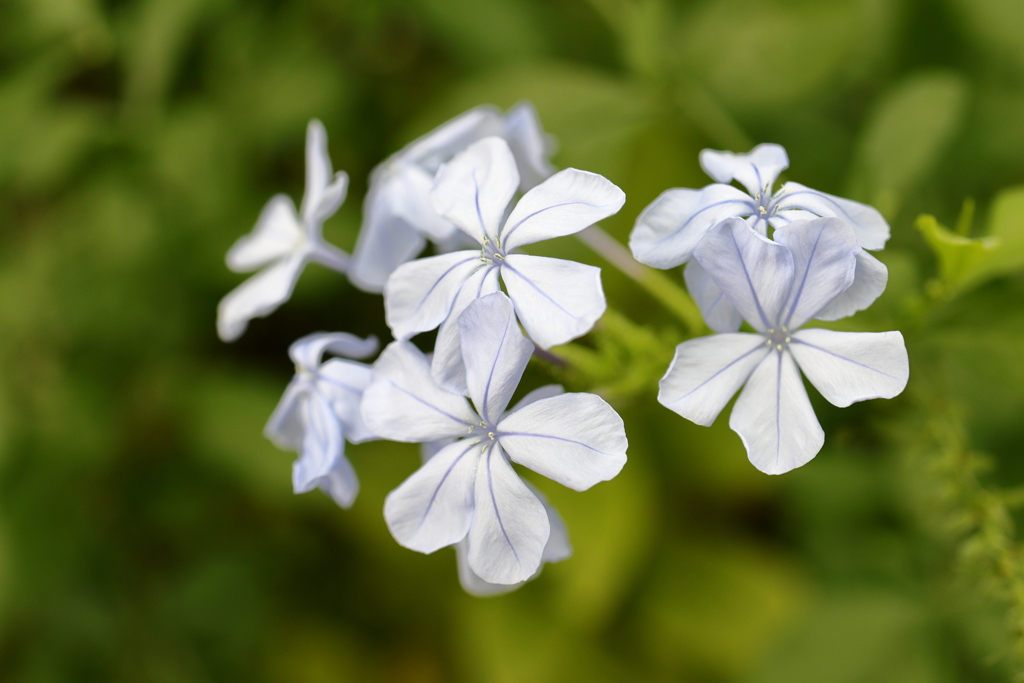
left=630, top=145, right=909, bottom=474
left=218, top=110, right=909, bottom=593
left=218, top=107, right=628, bottom=594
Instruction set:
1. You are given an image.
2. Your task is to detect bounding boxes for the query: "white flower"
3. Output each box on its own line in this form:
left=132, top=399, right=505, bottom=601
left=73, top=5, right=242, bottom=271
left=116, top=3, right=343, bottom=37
left=349, top=103, right=555, bottom=293
left=218, top=119, right=352, bottom=342
left=362, top=293, right=626, bottom=585
left=658, top=217, right=909, bottom=475
left=265, top=332, right=379, bottom=508
left=384, top=136, right=625, bottom=393
left=630, top=143, right=891, bottom=331
left=421, top=391, right=572, bottom=597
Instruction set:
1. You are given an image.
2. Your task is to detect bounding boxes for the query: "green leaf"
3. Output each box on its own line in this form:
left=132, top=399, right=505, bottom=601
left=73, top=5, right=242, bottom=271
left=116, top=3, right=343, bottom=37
left=916, top=213, right=998, bottom=295
left=852, top=72, right=969, bottom=217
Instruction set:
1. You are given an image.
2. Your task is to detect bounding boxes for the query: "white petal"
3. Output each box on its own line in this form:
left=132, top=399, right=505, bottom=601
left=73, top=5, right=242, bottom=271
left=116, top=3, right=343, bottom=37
left=500, top=254, right=606, bottom=349
left=420, top=438, right=458, bottom=464
left=383, top=251, right=483, bottom=340
left=431, top=137, right=520, bottom=244
left=430, top=266, right=501, bottom=395
left=382, top=162, right=459, bottom=241
left=384, top=439, right=481, bottom=553
left=774, top=181, right=890, bottom=250
left=502, top=101, right=555, bottom=190
left=288, top=332, right=378, bottom=371
left=629, top=184, right=756, bottom=269
left=684, top=260, right=742, bottom=333
left=498, top=393, right=627, bottom=491
left=773, top=217, right=859, bottom=330
left=217, top=252, right=306, bottom=342
left=729, top=350, right=824, bottom=475
left=815, top=250, right=888, bottom=321
left=658, top=333, right=770, bottom=426
left=292, top=392, right=359, bottom=508
left=456, top=537, right=520, bottom=597
left=398, top=105, right=505, bottom=170
left=316, top=359, right=375, bottom=443
left=699, top=143, right=789, bottom=196
left=457, top=293, right=533, bottom=423
left=264, top=379, right=305, bottom=450
left=693, top=217, right=794, bottom=333
left=467, top=444, right=549, bottom=584
left=507, top=384, right=564, bottom=415
left=767, top=209, right=818, bottom=228
left=300, top=120, right=348, bottom=226
left=361, top=342, right=478, bottom=442
left=226, top=195, right=303, bottom=272
left=789, top=329, right=909, bottom=407
left=454, top=480, right=569, bottom=597
left=500, top=169, right=625, bottom=251
left=349, top=184, right=429, bottom=293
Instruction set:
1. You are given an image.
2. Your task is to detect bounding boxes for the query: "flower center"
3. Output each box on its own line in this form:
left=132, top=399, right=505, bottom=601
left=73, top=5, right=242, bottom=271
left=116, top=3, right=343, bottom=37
left=752, top=184, right=778, bottom=217
left=480, top=237, right=506, bottom=264
left=763, top=327, right=791, bottom=351
left=467, top=421, right=499, bottom=442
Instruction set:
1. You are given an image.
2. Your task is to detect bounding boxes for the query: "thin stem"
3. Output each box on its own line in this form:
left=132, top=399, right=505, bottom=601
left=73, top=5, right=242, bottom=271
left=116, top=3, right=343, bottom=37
left=577, top=225, right=706, bottom=334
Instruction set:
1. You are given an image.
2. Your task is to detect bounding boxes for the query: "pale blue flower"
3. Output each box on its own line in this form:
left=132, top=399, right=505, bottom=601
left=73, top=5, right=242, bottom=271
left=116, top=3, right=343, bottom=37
left=349, top=103, right=555, bottom=293
left=362, top=293, right=625, bottom=585
left=218, top=120, right=351, bottom=342
left=658, top=217, right=909, bottom=474
left=265, top=332, right=379, bottom=508
left=384, top=136, right=624, bottom=393
left=630, top=143, right=891, bottom=331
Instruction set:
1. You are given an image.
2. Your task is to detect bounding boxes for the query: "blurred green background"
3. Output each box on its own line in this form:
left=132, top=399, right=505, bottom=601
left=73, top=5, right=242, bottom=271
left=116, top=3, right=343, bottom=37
left=3, top=0, right=1024, bottom=681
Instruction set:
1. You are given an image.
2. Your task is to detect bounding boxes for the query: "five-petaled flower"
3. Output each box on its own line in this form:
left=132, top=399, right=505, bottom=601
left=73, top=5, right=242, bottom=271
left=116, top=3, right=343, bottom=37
left=384, top=136, right=625, bottom=393
left=218, top=119, right=352, bottom=342
left=265, top=332, right=379, bottom=508
left=630, top=143, right=891, bottom=332
left=349, top=103, right=555, bottom=293
left=362, top=293, right=627, bottom=585
left=658, top=217, right=909, bottom=475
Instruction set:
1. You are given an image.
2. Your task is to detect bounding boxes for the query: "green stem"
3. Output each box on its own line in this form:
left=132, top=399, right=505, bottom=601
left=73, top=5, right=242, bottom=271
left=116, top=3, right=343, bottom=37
left=576, top=225, right=706, bottom=335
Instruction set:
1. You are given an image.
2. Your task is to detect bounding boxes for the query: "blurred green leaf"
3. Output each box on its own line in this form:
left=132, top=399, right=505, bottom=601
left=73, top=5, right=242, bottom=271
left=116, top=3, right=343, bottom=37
left=852, top=72, right=969, bottom=218
left=916, top=213, right=998, bottom=296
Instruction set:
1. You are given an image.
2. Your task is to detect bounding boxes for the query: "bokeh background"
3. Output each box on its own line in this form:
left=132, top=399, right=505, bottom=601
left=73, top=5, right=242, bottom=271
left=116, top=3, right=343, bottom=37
left=3, top=0, right=1024, bottom=681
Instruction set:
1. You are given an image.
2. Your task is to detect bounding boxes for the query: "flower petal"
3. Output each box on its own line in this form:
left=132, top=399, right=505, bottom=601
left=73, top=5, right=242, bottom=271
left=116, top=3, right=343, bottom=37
left=383, top=251, right=483, bottom=340
left=693, top=217, right=794, bottom=333
left=300, top=120, right=349, bottom=226
left=684, top=260, right=742, bottom=333
left=457, top=293, right=534, bottom=423
left=500, top=254, right=606, bottom=349
left=399, top=105, right=505, bottom=170
left=383, top=162, right=460, bottom=241
left=774, top=181, right=890, bottom=250
left=292, top=392, right=359, bottom=508
left=658, top=333, right=770, bottom=426
left=430, top=265, right=501, bottom=395
left=361, top=341, right=478, bottom=442
left=431, top=137, right=519, bottom=244
left=502, top=100, right=555, bottom=190
left=467, top=444, right=549, bottom=584
left=729, top=350, right=824, bottom=475
left=217, top=252, right=307, bottom=342
left=629, top=184, right=756, bottom=269
left=265, top=379, right=305, bottom=451
left=699, top=143, right=789, bottom=196
left=455, top=480, right=569, bottom=596
left=507, top=384, right=564, bottom=415
left=384, top=439, right=480, bottom=553
left=289, top=332, right=378, bottom=371
left=349, top=185, right=430, bottom=293
left=788, top=329, right=909, bottom=407
left=500, top=169, right=625, bottom=251
left=226, top=195, right=303, bottom=272
left=773, top=217, right=859, bottom=330
left=498, top=392, right=627, bottom=491
left=814, top=250, right=888, bottom=321
left=316, top=359, right=375, bottom=443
